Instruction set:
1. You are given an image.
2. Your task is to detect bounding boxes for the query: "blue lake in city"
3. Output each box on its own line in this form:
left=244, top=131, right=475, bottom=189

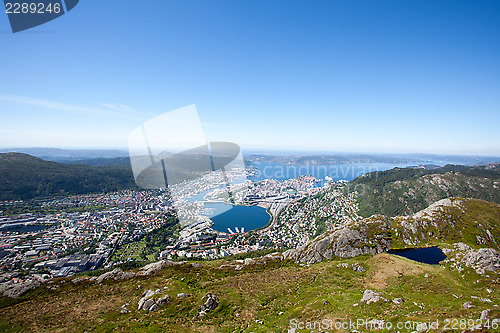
left=389, top=246, right=447, bottom=265
left=202, top=203, right=271, bottom=233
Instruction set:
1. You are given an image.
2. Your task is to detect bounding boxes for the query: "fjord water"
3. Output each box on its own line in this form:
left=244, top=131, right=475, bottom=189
left=203, top=203, right=271, bottom=233
left=249, top=162, right=413, bottom=182
left=248, top=161, right=469, bottom=183
left=189, top=161, right=463, bottom=233
left=389, top=246, right=447, bottom=265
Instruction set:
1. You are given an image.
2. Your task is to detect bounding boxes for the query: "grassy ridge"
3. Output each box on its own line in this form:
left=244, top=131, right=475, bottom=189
left=349, top=164, right=500, bottom=217
left=0, top=253, right=498, bottom=332
left=391, top=198, right=500, bottom=250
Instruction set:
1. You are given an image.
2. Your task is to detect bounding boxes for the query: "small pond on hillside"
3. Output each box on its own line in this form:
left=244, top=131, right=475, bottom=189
left=388, top=246, right=447, bottom=265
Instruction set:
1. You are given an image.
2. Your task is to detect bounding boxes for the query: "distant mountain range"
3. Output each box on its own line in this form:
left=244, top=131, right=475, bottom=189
left=1, top=151, right=500, bottom=208
left=0, top=153, right=138, bottom=201
left=245, top=152, right=500, bottom=166
left=2, top=148, right=499, bottom=167
left=0, top=148, right=128, bottom=163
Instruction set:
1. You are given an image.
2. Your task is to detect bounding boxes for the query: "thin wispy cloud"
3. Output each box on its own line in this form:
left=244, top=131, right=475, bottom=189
left=100, top=103, right=156, bottom=118
left=0, top=93, right=143, bottom=120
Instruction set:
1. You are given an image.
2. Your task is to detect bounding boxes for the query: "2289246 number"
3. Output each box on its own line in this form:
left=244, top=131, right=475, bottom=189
left=5, top=2, right=62, bottom=14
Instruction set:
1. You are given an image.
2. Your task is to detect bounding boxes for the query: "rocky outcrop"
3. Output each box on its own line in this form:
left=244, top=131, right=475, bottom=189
left=198, top=293, right=219, bottom=317
left=218, top=252, right=283, bottom=270
left=95, top=268, right=128, bottom=284
left=462, top=248, right=500, bottom=272
left=443, top=243, right=500, bottom=274
left=71, top=276, right=90, bottom=284
left=283, top=216, right=392, bottom=265
left=137, top=289, right=171, bottom=312
left=136, top=260, right=188, bottom=276
left=393, top=198, right=500, bottom=249
left=67, top=260, right=193, bottom=285
left=1, top=279, right=41, bottom=298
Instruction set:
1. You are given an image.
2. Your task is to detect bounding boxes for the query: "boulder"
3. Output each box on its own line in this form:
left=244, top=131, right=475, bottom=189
left=142, top=289, right=156, bottom=299
left=463, top=302, right=474, bottom=309
left=393, top=298, right=404, bottom=304
left=138, top=291, right=155, bottom=310
left=360, top=289, right=388, bottom=304
left=200, top=293, right=219, bottom=312
left=480, top=309, right=490, bottom=321
left=177, top=293, right=190, bottom=299
left=157, top=295, right=170, bottom=306
left=141, top=298, right=156, bottom=311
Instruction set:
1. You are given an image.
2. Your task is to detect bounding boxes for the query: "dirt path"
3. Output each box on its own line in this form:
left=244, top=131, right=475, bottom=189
left=365, top=253, right=431, bottom=289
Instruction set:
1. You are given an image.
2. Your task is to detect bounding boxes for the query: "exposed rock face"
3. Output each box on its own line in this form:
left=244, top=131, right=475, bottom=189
left=444, top=243, right=500, bottom=274
left=71, top=276, right=90, bottom=284
left=455, top=242, right=472, bottom=252
left=96, top=268, right=126, bottom=284
left=136, top=260, right=186, bottom=276
left=462, top=248, right=500, bottom=272
left=142, top=289, right=156, bottom=299
left=177, top=293, right=191, bottom=299
left=283, top=217, right=392, bottom=265
left=1, top=279, right=41, bottom=298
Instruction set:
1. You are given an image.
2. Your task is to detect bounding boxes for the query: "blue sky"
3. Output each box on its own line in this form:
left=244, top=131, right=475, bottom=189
left=0, top=0, right=499, bottom=155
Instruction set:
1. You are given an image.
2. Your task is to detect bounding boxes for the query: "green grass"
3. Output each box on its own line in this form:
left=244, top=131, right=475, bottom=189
left=1, top=250, right=498, bottom=332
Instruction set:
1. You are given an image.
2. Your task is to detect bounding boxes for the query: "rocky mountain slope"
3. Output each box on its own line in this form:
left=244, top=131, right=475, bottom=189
left=283, top=215, right=392, bottom=265
left=283, top=197, right=500, bottom=265
left=1, top=245, right=499, bottom=332
left=349, top=164, right=500, bottom=217
left=1, top=197, right=500, bottom=332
